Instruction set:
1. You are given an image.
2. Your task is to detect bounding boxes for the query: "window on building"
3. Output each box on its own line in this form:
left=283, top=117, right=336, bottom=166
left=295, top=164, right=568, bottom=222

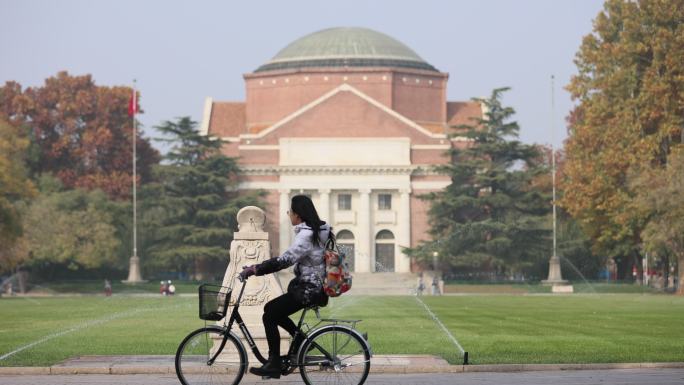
left=378, top=194, right=392, bottom=210
left=337, top=230, right=355, bottom=240
left=338, top=194, right=351, bottom=210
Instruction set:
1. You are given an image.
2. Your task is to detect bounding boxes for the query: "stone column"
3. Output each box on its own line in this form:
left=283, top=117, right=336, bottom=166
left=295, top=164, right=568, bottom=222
left=279, top=189, right=290, bottom=254
left=319, top=188, right=331, bottom=222
left=123, top=255, right=144, bottom=283
left=398, top=189, right=412, bottom=273
left=357, top=188, right=372, bottom=272
left=219, top=206, right=287, bottom=361
left=542, top=255, right=568, bottom=286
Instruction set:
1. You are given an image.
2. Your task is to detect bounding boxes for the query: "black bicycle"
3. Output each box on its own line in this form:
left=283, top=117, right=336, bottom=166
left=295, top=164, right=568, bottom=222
left=175, top=276, right=372, bottom=385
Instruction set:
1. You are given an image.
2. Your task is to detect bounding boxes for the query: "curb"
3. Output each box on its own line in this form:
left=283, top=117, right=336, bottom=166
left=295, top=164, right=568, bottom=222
left=1, top=362, right=684, bottom=375
left=461, top=362, right=684, bottom=372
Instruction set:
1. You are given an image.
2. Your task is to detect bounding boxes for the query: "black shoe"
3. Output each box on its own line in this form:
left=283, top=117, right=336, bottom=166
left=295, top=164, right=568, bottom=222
left=249, top=357, right=282, bottom=379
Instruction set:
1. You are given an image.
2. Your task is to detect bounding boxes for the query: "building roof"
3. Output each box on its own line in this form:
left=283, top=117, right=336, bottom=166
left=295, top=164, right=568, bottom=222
left=447, top=101, right=482, bottom=128
left=208, top=102, right=245, bottom=137
left=256, top=27, right=438, bottom=73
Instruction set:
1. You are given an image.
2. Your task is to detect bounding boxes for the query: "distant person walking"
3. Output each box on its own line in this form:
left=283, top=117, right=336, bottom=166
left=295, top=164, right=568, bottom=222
left=104, top=279, right=112, bottom=297
left=416, top=273, right=425, bottom=296
left=3, top=280, right=13, bottom=296
left=431, top=276, right=441, bottom=296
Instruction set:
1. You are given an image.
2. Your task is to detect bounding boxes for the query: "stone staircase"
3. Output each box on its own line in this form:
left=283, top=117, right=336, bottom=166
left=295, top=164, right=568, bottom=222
left=275, top=270, right=418, bottom=296
left=348, top=272, right=418, bottom=295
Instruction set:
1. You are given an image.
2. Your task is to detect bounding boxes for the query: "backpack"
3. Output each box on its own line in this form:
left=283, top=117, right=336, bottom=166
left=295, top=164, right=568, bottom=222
left=322, top=230, right=352, bottom=297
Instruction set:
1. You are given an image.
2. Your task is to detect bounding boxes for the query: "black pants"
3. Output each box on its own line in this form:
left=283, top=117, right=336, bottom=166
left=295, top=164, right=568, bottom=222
left=262, top=291, right=305, bottom=358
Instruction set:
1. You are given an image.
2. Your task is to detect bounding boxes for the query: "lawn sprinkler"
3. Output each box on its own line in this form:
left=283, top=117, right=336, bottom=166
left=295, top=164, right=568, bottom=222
left=463, top=351, right=469, bottom=365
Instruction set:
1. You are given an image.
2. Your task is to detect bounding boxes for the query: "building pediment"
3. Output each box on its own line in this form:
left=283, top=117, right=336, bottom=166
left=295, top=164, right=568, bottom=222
left=240, top=84, right=446, bottom=143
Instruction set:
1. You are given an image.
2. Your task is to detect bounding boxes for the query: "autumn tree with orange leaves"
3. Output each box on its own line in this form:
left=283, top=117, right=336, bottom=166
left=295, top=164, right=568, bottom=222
left=630, top=148, right=684, bottom=294
left=0, top=117, right=36, bottom=273
left=562, top=0, right=684, bottom=281
left=0, top=71, right=159, bottom=200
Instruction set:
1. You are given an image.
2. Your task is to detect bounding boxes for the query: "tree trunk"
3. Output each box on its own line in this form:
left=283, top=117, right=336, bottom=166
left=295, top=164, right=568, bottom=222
left=634, top=253, right=643, bottom=285
left=677, top=254, right=683, bottom=296
left=17, top=270, right=28, bottom=294
left=194, top=256, right=206, bottom=281
left=616, top=256, right=630, bottom=281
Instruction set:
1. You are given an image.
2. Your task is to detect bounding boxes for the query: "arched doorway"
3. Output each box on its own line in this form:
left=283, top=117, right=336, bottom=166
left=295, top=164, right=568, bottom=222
left=336, top=230, right=355, bottom=272
left=375, top=230, right=395, bottom=272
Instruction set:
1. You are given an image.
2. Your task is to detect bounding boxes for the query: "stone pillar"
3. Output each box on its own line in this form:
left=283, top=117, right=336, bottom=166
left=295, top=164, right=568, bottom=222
left=398, top=189, right=412, bottom=273
left=279, top=189, right=290, bottom=254
left=319, top=188, right=331, bottom=222
left=219, top=206, right=287, bottom=361
left=357, top=189, right=372, bottom=272
left=123, top=255, right=144, bottom=283
left=542, top=255, right=568, bottom=286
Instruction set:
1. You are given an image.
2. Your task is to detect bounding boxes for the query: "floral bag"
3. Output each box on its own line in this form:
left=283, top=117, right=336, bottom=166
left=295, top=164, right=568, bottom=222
left=322, top=231, right=352, bottom=297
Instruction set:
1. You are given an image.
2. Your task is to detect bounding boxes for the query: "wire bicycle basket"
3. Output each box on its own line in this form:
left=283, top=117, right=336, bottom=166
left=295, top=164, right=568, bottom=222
left=198, top=284, right=232, bottom=321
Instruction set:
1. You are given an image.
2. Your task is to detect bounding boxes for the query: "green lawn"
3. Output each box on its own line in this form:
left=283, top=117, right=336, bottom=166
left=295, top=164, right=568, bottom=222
left=1, top=293, right=683, bottom=366
left=27, top=280, right=201, bottom=295
left=444, top=282, right=663, bottom=294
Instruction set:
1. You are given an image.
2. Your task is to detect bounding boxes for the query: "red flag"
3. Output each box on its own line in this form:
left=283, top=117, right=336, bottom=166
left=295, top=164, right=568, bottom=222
left=128, top=89, right=137, bottom=117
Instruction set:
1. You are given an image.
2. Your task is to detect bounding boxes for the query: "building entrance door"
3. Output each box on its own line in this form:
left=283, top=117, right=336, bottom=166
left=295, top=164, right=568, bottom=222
left=336, top=230, right=355, bottom=272
left=374, top=230, right=395, bottom=272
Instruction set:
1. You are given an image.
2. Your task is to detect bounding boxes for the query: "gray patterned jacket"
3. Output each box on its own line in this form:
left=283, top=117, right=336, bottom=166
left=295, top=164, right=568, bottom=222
left=255, top=222, right=331, bottom=305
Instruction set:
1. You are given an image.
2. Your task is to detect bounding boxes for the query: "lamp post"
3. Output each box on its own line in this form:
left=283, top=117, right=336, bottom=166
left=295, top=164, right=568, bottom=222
left=431, top=250, right=443, bottom=295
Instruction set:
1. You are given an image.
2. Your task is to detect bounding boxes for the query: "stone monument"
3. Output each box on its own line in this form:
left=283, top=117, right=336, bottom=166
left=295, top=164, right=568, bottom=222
left=218, top=206, right=288, bottom=361
left=543, top=255, right=573, bottom=293
left=122, top=255, right=145, bottom=284
left=542, top=255, right=569, bottom=285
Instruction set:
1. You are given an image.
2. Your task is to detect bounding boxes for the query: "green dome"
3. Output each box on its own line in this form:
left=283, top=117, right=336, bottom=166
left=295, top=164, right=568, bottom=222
left=256, top=27, right=437, bottom=73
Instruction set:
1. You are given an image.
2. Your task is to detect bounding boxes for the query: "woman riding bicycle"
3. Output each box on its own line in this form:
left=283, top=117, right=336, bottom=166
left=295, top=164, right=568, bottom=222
left=239, top=195, right=330, bottom=378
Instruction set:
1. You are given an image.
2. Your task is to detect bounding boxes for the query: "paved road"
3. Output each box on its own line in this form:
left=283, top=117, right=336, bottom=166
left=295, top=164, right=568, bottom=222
left=1, top=369, right=683, bottom=385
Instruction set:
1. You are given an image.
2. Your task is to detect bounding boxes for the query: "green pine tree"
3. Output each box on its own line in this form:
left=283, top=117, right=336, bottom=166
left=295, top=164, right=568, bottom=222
left=143, top=117, right=262, bottom=280
left=408, top=88, right=550, bottom=278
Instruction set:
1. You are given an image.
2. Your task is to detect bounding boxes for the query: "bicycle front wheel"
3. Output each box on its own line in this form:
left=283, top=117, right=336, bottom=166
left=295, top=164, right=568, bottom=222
left=299, top=326, right=371, bottom=385
left=175, top=327, right=247, bottom=385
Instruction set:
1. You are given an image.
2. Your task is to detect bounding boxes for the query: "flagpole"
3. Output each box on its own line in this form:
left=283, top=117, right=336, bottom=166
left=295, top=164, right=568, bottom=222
left=124, top=79, right=144, bottom=283
left=551, top=75, right=557, bottom=263
left=543, top=74, right=567, bottom=286
left=133, top=79, right=137, bottom=264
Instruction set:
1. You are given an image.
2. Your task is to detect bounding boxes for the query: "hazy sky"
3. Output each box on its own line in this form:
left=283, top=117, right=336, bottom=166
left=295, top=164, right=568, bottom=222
left=1, top=0, right=604, bottom=152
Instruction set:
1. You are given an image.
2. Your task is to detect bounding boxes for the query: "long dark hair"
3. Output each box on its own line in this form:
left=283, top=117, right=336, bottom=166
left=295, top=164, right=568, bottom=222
left=291, top=195, right=325, bottom=246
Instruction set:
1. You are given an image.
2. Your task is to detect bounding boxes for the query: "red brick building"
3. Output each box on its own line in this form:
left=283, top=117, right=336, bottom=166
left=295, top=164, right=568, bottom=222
left=201, top=27, right=481, bottom=273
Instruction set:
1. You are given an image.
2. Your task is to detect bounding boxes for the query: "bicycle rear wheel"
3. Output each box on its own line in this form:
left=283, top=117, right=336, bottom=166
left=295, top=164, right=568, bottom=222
left=175, top=327, right=246, bottom=385
left=299, top=326, right=371, bottom=385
